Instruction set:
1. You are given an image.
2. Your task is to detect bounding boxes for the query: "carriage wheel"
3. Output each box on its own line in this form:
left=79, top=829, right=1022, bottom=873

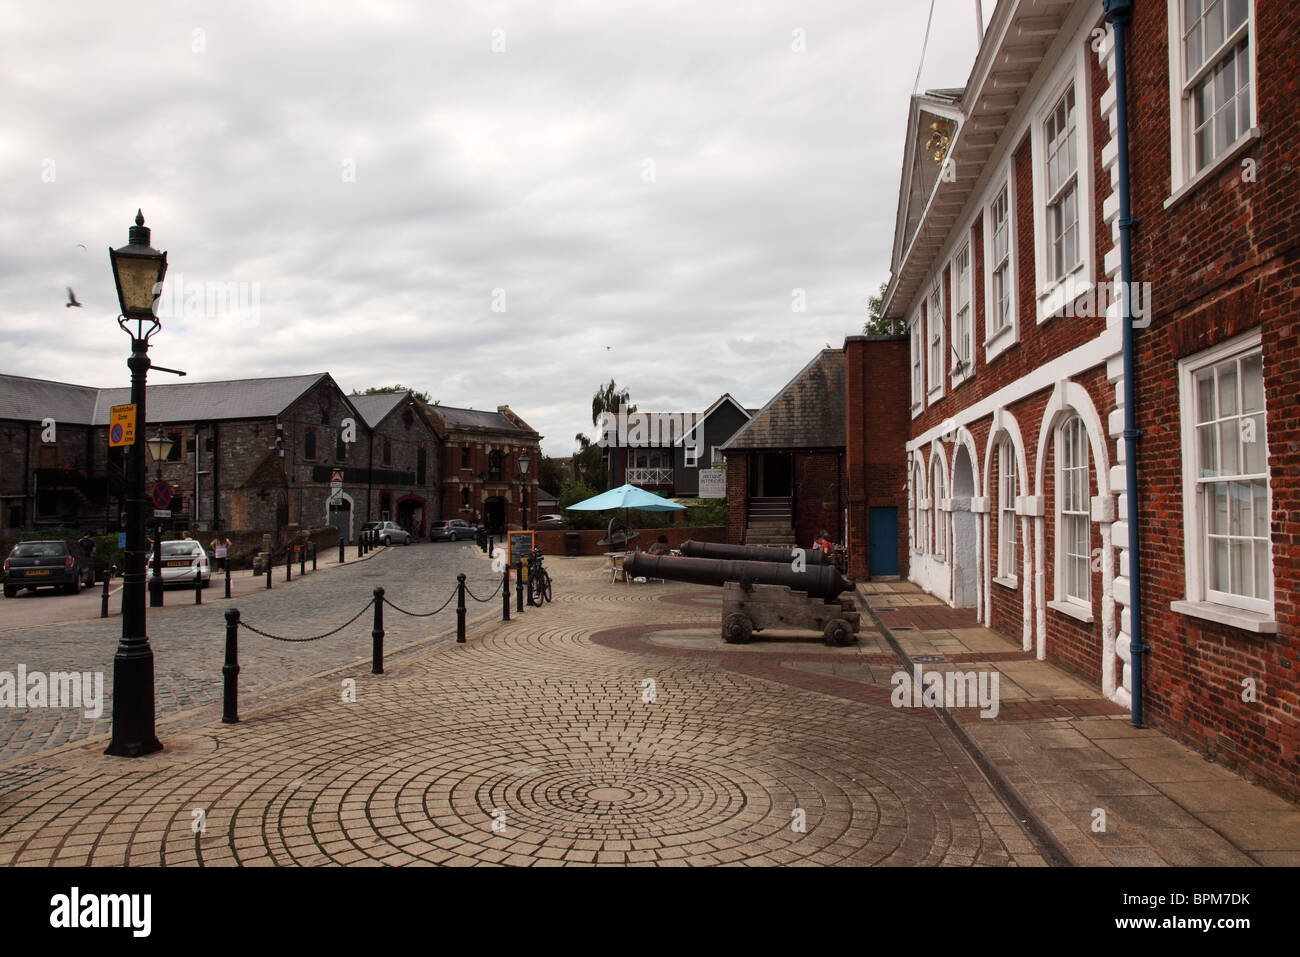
left=823, top=618, right=855, bottom=647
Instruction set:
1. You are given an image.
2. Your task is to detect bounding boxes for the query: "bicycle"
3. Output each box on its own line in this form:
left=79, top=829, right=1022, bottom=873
left=527, top=547, right=553, bottom=605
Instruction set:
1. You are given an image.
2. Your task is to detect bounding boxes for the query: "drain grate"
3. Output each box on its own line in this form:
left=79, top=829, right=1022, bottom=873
left=913, top=655, right=946, bottom=662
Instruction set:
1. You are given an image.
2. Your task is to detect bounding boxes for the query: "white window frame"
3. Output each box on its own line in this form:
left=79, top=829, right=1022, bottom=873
left=1176, top=329, right=1272, bottom=617
left=1031, top=53, right=1096, bottom=324
left=1054, top=414, right=1091, bottom=609
left=1166, top=0, right=1257, bottom=198
left=997, top=438, right=1018, bottom=582
left=927, top=279, right=945, bottom=401
left=950, top=241, right=973, bottom=387
left=914, top=461, right=928, bottom=555
left=931, top=456, right=946, bottom=561
left=909, top=310, right=924, bottom=415
left=984, top=172, right=1018, bottom=362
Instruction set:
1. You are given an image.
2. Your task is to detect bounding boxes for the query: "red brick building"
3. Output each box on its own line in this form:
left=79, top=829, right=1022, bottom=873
left=875, top=0, right=1298, bottom=796
left=426, top=405, right=541, bottom=534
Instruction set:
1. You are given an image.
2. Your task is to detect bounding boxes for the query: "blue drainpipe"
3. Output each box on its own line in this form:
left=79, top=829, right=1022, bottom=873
left=1104, top=0, right=1145, bottom=726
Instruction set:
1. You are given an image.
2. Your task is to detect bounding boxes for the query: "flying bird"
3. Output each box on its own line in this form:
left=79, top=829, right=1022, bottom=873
left=75, top=244, right=86, bottom=250
left=65, top=287, right=82, bottom=308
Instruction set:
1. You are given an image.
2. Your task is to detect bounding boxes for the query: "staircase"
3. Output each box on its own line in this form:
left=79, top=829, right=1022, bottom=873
left=744, top=496, right=795, bottom=546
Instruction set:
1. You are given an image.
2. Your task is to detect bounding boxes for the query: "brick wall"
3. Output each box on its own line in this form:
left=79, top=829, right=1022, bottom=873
left=725, top=454, right=748, bottom=544
left=792, top=451, right=841, bottom=549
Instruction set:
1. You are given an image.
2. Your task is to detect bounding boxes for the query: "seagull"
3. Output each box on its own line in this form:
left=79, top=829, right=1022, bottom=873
left=75, top=244, right=86, bottom=250
left=65, top=287, right=82, bottom=308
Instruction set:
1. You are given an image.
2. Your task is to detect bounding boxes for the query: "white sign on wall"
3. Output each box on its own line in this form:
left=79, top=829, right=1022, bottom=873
left=698, top=468, right=726, bottom=499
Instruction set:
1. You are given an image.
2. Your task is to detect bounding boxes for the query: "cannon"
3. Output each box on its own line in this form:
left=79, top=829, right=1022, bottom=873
left=622, top=551, right=859, bottom=646
left=678, top=540, right=830, bottom=566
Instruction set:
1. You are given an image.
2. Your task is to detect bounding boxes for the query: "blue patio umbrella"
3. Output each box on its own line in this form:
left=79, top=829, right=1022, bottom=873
left=565, top=484, right=686, bottom=512
left=566, top=483, right=685, bottom=547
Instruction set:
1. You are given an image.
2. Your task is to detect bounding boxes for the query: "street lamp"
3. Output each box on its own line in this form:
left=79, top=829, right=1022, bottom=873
left=517, top=450, right=531, bottom=530
left=146, top=428, right=174, bottom=608
left=105, top=210, right=166, bottom=759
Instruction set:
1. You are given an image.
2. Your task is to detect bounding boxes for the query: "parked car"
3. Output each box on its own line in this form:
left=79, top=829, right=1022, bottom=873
left=146, top=540, right=211, bottom=587
left=373, top=521, right=413, bottom=546
left=3, top=540, right=95, bottom=597
left=430, top=519, right=478, bottom=542
left=534, top=514, right=566, bottom=529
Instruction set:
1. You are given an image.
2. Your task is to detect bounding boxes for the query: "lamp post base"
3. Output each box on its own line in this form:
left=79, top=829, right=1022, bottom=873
left=104, top=639, right=163, bottom=757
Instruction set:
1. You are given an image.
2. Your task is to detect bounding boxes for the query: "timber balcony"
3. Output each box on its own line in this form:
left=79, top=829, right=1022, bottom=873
left=626, top=467, right=673, bottom=486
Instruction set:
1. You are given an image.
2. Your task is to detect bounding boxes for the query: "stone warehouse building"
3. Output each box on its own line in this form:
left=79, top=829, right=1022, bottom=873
left=0, top=373, right=539, bottom=542
left=424, top=404, right=542, bottom=534
left=873, top=0, right=1298, bottom=796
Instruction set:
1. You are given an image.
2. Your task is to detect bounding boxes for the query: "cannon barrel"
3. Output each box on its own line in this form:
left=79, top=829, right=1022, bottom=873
left=679, top=540, right=829, bottom=565
left=623, top=552, right=850, bottom=601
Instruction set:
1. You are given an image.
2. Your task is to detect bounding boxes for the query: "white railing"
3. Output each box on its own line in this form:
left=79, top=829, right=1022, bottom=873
left=626, top=467, right=674, bottom=485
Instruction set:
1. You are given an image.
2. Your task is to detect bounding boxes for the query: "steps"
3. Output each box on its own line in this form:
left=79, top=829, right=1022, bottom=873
left=745, top=496, right=795, bottom=546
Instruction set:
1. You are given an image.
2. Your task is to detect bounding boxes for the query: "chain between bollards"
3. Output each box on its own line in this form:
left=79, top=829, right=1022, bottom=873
left=371, top=586, right=384, bottom=674
left=223, top=608, right=240, bottom=723
left=100, top=566, right=115, bottom=618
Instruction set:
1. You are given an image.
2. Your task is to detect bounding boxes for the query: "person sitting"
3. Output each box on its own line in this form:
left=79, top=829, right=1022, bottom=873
left=648, top=535, right=671, bottom=556
left=812, top=529, right=834, bottom=554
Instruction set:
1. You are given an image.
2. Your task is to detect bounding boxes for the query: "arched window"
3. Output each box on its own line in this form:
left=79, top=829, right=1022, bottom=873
left=1058, top=415, right=1090, bottom=604
left=998, top=438, right=1018, bottom=579
left=931, top=456, right=946, bottom=560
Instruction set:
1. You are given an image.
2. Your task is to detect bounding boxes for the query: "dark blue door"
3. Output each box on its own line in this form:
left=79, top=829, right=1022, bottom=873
left=869, top=507, right=899, bottom=576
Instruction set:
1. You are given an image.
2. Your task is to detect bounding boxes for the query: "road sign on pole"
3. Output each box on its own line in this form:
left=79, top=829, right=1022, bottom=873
left=109, top=404, right=136, bottom=447
left=151, top=481, right=173, bottom=510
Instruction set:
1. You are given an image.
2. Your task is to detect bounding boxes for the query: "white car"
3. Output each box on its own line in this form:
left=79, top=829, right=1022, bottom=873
left=147, top=540, right=211, bottom=587
left=374, top=521, right=413, bottom=546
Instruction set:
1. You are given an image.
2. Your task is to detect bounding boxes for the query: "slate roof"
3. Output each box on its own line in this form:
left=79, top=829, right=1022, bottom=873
left=432, top=405, right=526, bottom=433
left=348, top=392, right=407, bottom=428
left=0, top=371, right=330, bottom=425
left=721, top=349, right=845, bottom=451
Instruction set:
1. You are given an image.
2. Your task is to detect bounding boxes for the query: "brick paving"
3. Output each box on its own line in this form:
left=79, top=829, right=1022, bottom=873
left=0, top=558, right=1040, bottom=866
left=0, top=561, right=1295, bottom=866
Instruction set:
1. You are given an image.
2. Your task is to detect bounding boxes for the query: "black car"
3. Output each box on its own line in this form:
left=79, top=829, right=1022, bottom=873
left=3, top=540, right=95, bottom=597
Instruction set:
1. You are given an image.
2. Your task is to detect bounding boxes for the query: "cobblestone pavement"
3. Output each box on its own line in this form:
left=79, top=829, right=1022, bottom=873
left=0, top=557, right=1041, bottom=866
left=0, top=542, right=502, bottom=760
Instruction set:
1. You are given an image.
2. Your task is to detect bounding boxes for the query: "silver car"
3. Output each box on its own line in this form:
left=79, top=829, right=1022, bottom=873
left=375, top=521, right=413, bottom=546
left=147, top=540, right=211, bottom=587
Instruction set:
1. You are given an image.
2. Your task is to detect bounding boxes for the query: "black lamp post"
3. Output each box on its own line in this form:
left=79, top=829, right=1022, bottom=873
left=146, top=428, right=174, bottom=607
left=517, top=450, right=531, bottom=530
left=105, top=210, right=167, bottom=758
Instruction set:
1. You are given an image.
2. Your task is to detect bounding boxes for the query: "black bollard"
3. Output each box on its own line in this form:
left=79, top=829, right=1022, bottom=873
left=286, top=549, right=292, bottom=582
left=300, top=545, right=306, bottom=577
left=371, top=586, right=385, bottom=674
left=456, top=573, right=467, bottom=643
left=222, top=609, right=240, bottom=723
left=265, top=554, right=272, bottom=589
left=515, top=560, right=524, bottom=613
left=360, top=531, right=367, bottom=556
left=312, top=542, right=318, bottom=571
left=339, top=535, right=345, bottom=565
left=225, top=562, right=232, bottom=599
left=195, top=568, right=202, bottom=605
left=502, top=564, right=510, bottom=622
left=100, top=566, right=114, bottom=619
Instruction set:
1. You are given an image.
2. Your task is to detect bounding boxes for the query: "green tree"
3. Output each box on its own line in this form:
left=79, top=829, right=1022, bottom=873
left=572, top=432, right=606, bottom=489
left=537, top=456, right=567, bottom=495
left=591, top=378, right=635, bottom=428
left=862, top=281, right=905, bottom=336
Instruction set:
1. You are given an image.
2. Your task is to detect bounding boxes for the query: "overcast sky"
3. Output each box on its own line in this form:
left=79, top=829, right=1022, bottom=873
left=1, top=0, right=989, bottom=456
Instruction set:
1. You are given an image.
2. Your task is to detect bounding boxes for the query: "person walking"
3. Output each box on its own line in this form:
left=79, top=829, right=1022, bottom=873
left=77, top=531, right=96, bottom=560
left=210, top=534, right=232, bottom=571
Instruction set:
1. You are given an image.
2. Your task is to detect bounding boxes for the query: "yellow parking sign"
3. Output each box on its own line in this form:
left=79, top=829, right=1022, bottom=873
left=109, top=404, right=136, bottom=447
